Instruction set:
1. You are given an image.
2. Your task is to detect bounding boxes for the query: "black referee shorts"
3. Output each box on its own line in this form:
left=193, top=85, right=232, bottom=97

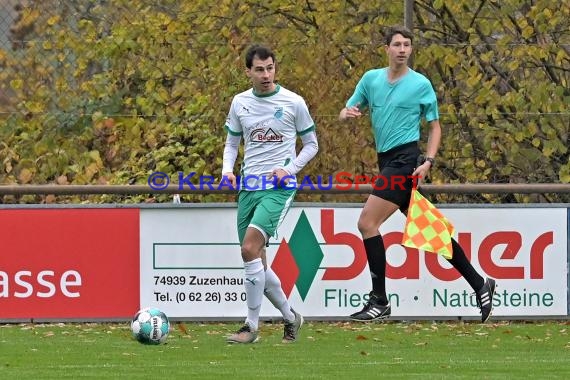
left=371, top=141, right=421, bottom=213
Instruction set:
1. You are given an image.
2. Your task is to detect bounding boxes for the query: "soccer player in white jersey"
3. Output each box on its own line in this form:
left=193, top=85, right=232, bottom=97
left=222, top=44, right=318, bottom=344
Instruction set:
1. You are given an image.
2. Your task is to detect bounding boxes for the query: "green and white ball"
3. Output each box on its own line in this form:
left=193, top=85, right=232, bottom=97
left=131, top=307, right=170, bottom=345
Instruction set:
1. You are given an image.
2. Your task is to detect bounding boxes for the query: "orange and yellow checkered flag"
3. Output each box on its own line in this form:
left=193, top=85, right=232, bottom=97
left=401, top=188, right=455, bottom=259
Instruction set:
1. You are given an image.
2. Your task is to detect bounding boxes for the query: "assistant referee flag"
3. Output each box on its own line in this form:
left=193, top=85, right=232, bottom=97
left=402, top=188, right=455, bottom=259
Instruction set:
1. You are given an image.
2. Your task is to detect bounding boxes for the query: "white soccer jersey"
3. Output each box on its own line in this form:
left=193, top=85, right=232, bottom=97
left=225, top=84, right=315, bottom=190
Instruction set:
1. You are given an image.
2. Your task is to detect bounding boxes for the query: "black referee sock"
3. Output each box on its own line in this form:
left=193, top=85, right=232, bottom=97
left=363, top=235, right=388, bottom=305
left=446, top=238, right=485, bottom=292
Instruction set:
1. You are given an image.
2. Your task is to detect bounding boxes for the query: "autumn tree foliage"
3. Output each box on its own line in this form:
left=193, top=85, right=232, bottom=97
left=0, top=0, right=568, bottom=203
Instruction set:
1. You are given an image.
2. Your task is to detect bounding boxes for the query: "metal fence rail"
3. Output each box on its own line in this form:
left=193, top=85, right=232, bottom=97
left=1, top=183, right=570, bottom=195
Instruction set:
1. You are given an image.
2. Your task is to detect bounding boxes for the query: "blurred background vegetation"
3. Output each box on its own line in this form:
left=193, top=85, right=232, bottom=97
left=0, top=0, right=568, bottom=204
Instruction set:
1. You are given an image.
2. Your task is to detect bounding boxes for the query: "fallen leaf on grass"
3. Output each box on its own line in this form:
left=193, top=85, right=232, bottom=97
left=177, top=323, right=188, bottom=335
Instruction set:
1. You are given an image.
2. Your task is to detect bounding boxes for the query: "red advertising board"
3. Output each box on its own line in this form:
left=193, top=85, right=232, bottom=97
left=0, top=208, right=139, bottom=320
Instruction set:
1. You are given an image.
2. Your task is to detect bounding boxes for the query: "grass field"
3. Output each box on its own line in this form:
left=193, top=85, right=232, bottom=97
left=1, top=320, right=569, bottom=379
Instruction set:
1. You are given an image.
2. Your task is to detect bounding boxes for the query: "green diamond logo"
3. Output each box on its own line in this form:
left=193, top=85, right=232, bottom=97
left=287, top=211, right=324, bottom=300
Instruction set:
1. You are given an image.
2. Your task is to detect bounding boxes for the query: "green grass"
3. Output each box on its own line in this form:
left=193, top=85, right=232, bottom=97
left=1, top=321, right=569, bottom=379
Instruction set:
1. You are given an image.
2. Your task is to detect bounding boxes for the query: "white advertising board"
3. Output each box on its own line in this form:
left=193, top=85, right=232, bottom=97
left=140, top=206, right=568, bottom=319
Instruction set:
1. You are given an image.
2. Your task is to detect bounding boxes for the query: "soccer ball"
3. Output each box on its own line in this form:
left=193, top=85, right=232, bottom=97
left=131, top=307, right=170, bottom=345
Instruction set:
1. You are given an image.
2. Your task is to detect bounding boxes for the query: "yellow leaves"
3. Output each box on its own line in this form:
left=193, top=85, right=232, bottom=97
left=18, top=168, right=34, bottom=184
left=18, top=8, right=40, bottom=28
left=507, top=60, right=520, bottom=71
left=155, top=12, right=174, bottom=27
left=155, top=88, right=170, bottom=103
left=559, top=165, right=570, bottom=183
left=555, top=49, right=568, bottom=66
left=514, top=131, right=525, bottom=143
left=444, top=53, right=461, bottom=68
left=85, top=163, right=100, bottom=180
left=542, top=146, right=555, bottom=158
left=527, top=122, right=538, bottom=136
left=0, top=0, right=567, bottom=201
left=146, top=133, right=158, bottom=149
left=24, top=101, right=46, bottom=114
left=467, top=65, right=480, bottom=78
left=166, top=21, right=181, bottom=34
left=4, top=159, right=13, bottom=174
left=75, top=59, right=88, bottom=76
left=521, top=25, right=534, bottom=39
left=88, top=151, right=103, bottom=167
left=150, top=69, right=164, bottom=80
left=145, top=79, right=156, bottom=93
left=47, top=15, right=61, bottom=26
left=10, top=79, right=23, bottom=90
left=479, top=51, right=494, bottom=63
left=542, top=8, right=553, bottom=19
left=136, top=96, right=154, bottom=116
left=461, top=143, right=473, bottom=157
left=173, top=62, right=184, bottom=74
left=465, top=69, right=483, bottom=88
left=433, top=0, right=445, bottom=10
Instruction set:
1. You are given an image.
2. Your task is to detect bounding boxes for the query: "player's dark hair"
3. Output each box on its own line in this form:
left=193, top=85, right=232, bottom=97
left=384, top=25, right=414, bottom=45
left=245, top=44, right=275, bottom=68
